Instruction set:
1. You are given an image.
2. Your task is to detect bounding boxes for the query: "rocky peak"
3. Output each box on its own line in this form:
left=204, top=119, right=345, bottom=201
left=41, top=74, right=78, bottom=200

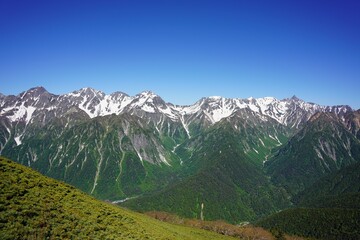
left=136, top=91, right=159, bottom=100
left=20, top=86, right=50, bottom=99
left=77, top=87, right=105, bottom=98
left=110, top=91, right=129, bottom=99
left=290, top=95, right=301, bottom=101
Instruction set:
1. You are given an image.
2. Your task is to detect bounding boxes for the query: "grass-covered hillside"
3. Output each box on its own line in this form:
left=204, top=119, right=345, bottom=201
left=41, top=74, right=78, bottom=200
left=0, top=157, right=234, bottom=240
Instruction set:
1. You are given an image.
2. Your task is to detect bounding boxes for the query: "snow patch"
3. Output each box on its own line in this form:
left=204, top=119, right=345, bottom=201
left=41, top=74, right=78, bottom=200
left=211, top=107, right=234, bottom=123
left=159, top=153, right=171, bottom=166
left=112, top=196, right=138, bottom=204
left=259, top=138, right=265, bottom=146
left=141, top=104, right=156, bottom=113
left=180, top=115, right=191, bottom=138
left=159, top=106, right=178, bottom=120
left=26, top=106, right=36, bottom=124
left=14, top=136, right=22, bottom=146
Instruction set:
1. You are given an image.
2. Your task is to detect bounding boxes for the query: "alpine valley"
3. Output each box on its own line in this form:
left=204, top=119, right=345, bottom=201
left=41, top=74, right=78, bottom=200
left=1, top=86, right=360, bottom=230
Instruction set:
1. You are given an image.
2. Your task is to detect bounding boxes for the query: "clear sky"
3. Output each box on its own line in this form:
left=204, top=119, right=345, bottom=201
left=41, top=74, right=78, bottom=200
left=1, top=0, right=359, bottom=109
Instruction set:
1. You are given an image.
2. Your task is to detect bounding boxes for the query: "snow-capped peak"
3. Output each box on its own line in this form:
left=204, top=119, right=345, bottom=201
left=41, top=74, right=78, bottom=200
left=138, top=90, right=157, bottom=97
left=209, top=96, right=223, bottom=100
left=77, top=87, right=105, bottom=98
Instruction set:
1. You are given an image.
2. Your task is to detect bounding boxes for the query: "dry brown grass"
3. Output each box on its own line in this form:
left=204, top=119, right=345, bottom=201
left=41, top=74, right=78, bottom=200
left=146, top=211, right=276, bottom=240
left=146, top=211, right=308, bottom=240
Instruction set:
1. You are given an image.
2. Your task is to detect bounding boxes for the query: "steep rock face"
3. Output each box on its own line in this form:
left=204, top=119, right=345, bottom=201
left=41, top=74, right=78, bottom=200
left=343, top=110, right=360, bottom=140
left=266, top=112, right=360, bottom=195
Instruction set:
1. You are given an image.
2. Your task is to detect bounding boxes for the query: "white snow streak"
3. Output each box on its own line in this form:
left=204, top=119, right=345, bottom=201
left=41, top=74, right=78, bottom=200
left=14, top=136, right=22, bottom=146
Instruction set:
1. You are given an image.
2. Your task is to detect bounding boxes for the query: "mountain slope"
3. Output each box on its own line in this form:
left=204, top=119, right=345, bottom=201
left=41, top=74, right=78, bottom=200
left=2, top=114, right=182, bottom=200
left=257, top=207, right=360, bottom=240
left=122, top=115, right=291, bottom=223
left=258, top=151, right=360, bottom=239
left=0, top=157, right=234, bottom=240
left=294, top=161, right=360, bottom=207
left=266, top=112, right=360, bottom=195
left=344, top=109, right=360, bottom=140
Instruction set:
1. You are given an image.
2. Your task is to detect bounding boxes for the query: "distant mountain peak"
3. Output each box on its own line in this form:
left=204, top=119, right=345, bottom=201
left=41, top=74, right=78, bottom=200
left=290, top=95, right=300, bottom=101
left=30, top=86, right=47, bottom=91
left=78, top=87, right=104, bottom=95
left=137, top=90, right=158, bottom=98
left=110, top=91, right=129, bottom=97
left=208, top=96, right=223, bottom=100
left=79, top=87, right=96, bottom=91
left=22, top=86, right=49, bottom=96
left=281, top=95, right=304, bottom=102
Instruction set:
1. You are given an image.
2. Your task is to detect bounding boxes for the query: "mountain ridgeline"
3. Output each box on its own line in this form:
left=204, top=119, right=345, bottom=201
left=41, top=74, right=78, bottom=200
left=1, top=87, right=360, bottom=225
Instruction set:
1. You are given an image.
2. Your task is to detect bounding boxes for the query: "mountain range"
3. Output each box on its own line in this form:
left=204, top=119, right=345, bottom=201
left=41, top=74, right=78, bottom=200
left=1, top=86, right=360, bottom=224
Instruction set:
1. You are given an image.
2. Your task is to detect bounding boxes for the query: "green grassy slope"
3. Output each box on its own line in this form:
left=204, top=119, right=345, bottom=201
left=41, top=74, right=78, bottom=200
left=0, top=157, right=234, bottom=240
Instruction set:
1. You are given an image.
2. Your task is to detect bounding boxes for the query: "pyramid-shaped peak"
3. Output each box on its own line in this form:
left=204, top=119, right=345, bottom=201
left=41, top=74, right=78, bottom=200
left=20, top=86, right=49, bottom=98
left=27, top=86, right=48, bottom=94
left=290, top=95, right=302, bottom=101
left=281, top=95, right=304, bottom=103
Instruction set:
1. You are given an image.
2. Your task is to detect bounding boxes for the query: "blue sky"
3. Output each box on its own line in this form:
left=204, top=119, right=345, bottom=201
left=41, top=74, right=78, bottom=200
left=1, top=0, right=359, bottom=108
